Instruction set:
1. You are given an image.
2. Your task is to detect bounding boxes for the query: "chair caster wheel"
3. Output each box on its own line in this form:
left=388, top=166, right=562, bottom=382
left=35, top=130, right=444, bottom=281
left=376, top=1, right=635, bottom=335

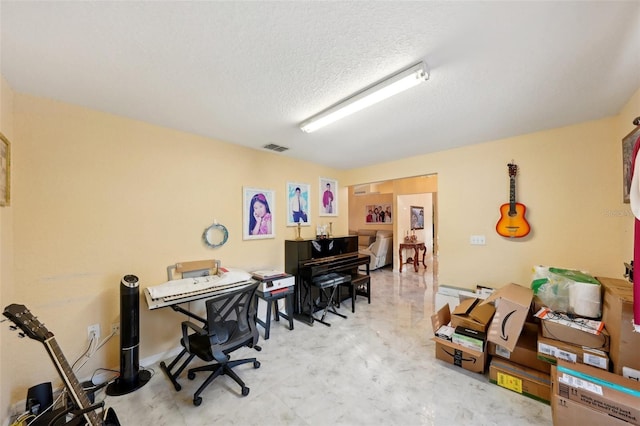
left=242, top=386, right=250, bottom=396
left=175, top=383, right=182, bottom=391
left=193, top=397, right=202, bottom=406
left=254, top=360, right=261, bottom=368
left=188, top=372, right=195, bottom=380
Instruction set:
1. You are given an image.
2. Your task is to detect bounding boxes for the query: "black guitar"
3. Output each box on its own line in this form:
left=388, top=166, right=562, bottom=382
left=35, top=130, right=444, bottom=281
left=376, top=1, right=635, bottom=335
left=3, top=304, right=120, bottom=426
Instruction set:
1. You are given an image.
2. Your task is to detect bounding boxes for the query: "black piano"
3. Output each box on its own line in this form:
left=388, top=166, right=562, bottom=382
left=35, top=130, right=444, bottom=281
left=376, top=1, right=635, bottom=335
left=285, top=236, right=370, bottom=325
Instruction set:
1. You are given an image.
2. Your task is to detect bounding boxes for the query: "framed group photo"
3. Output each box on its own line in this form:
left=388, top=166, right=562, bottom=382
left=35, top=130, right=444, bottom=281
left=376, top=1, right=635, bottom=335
left=243, top=187, right=275, bottom=240
left=365, top=204, right=392, bottom=223
left=319, top=177, right=337, bottom=217
left=286, top=182, right=311, bottom=227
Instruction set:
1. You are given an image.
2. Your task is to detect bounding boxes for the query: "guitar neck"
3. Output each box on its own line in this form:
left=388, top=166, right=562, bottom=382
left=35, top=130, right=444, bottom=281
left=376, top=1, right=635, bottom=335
left=44, top=337, right=102, bottom=426
left=509, top=176, right=517, bottom=214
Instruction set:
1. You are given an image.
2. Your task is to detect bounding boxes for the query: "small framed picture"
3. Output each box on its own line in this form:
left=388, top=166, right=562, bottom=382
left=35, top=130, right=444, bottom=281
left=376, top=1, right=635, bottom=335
left=0, top=133, right=10, bottom=207
left=365, top=204, right=392, bottom=223
left=410, top=205, right=424, bottom=230
left=243, top=187, right=275, bottom=240
left=286, top=182, right=311, bottom=227
left=623, top=125, right=640, bottom=203
left=319, top=177, right=338, bottom=217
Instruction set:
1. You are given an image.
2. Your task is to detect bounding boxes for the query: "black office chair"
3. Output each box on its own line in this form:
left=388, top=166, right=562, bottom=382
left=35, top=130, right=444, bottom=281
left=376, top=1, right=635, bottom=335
left=182, top=281, right=261, bottom=406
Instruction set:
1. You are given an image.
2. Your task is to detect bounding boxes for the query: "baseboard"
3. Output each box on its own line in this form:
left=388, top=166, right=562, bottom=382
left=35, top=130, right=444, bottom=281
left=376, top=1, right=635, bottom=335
left=4, top=345, right=182, bottom=425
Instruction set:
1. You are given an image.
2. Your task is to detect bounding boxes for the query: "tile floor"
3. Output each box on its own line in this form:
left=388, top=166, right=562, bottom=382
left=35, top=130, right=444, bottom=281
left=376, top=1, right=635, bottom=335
left=103, top=258, right=552, bottom=425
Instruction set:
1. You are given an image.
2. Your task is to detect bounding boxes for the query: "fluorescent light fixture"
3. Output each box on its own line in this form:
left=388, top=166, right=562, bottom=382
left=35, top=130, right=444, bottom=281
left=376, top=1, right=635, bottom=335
left=299, top=61, right=429, bottom=133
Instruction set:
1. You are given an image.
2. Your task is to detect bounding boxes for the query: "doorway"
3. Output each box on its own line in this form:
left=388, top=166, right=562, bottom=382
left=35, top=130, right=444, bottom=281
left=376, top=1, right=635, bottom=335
left=347, top=174, right=438, bottom=282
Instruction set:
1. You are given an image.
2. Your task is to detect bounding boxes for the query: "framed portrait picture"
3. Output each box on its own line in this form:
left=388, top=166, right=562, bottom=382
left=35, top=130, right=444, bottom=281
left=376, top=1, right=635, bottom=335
left=319, top=177, right=338, bottom=216
left=365, top=204, right=392, bottom=223
left=286, top=182, right=311, bottom=227
left=243, top=187, right=275, bottom=240
left=622, top=125, right=640, bottom=203
left=410, top=205, right=424, bottom=230
left=0, top=133, right=10, bottom=207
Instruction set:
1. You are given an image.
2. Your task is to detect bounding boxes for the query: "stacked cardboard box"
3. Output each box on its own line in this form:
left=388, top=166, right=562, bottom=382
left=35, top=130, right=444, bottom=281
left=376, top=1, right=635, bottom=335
left=490, top=357, right=551, bottom=403
left=432, top=283, right=534, bottom=375
left=431, top=303, right=489, bottom=373
left=597, top=276, right=640, bottom=380
left=537, top=332, right=609, bottom=371
left=551, top=360, right=640, bottom=425
left=489, top=322, right=551, bottom=374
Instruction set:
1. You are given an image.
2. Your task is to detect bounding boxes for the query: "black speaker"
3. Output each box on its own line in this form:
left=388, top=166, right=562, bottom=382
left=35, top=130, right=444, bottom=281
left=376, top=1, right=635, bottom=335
left=106, top=275, right=150, bottom=396
left=26, top=382, right=52, bottom=415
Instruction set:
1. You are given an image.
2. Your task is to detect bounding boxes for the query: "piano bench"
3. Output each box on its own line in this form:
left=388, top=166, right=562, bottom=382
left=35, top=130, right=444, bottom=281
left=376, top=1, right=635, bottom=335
left=310, top=273, right=349, bottom=326
left=338, top=274, right=371, bottom=313
left=254, top=286, right=294, bottom=340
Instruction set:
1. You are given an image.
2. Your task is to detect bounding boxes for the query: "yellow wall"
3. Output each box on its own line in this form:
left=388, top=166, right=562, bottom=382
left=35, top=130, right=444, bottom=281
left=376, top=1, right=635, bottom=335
left=1, top=73, right=639, bottom=417
left=2, top=91, right=349, bottom=409
left=344, top=87, right=640, bottom=288
left=1, top=75, right=16, bottom=423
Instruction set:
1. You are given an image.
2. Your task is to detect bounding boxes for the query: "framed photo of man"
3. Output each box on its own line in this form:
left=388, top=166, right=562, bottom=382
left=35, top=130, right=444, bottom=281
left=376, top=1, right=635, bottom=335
left=287, top=182, right=310, bottom=227
left=319, top=177, right=338, bottom=217
left=243, top=187, right=275, bottom=240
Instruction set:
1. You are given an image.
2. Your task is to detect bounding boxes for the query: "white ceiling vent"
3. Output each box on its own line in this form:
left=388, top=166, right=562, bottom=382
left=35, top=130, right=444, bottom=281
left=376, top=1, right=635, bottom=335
left=263, top=143, right=289, bottom=152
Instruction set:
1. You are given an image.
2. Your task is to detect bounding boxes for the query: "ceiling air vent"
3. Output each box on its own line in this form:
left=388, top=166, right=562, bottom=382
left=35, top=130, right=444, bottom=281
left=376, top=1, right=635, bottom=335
left=263, top=143, right=289, bottom=152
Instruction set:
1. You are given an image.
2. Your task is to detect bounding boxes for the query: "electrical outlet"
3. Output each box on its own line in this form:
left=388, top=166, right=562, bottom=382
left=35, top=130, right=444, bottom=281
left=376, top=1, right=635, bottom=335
left=111, top=323, right=120, bottom=335
left=87, top=324, right=101, bottom=341
left=470, top=235, right=486, bottom=245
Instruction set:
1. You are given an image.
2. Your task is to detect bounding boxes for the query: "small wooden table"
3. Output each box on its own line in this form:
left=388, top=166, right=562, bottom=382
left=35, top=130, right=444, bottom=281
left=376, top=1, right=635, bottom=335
left=255, top=286, right=294, bottom=340
left=399, top=241, right=427, bottom=272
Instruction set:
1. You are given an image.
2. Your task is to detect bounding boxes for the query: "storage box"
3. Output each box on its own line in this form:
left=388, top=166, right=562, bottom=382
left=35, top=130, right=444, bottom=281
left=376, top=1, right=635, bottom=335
left=537, top=334, right=609, bottom=370
left=482, top=283, right=533, bottom=352
left=431, top=304, right=487, bottom=373
left=597, top=276, right=640, bottom=376
left=538, top=310, right=610, bottom=352
left=554, top=360, right=640, bottom=425
left=489, top=358, right=551, bottom=404
left=452, top=326, right=486, bottom=352
left=551, top=392, right=629, bottom=426
left=488, top=322, right=550, bottom=374
left=538, top=333, right=609, bottom=370
left=451, top=298, right=495, bottom=333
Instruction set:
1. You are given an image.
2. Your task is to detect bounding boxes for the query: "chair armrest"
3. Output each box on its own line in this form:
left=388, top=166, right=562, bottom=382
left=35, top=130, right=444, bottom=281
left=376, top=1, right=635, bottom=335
left=181, top=321, right=206, bottom=353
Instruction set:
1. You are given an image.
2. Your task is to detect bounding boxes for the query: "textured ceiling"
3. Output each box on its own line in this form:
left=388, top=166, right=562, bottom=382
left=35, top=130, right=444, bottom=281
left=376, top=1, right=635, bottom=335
left=2, top=1, right=639, bottom=169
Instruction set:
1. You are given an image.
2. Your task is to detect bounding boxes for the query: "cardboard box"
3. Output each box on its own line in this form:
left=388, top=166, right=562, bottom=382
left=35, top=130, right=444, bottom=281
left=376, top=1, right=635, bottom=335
left=482, top=283, right=533, bottom=352
left=554, top=360, right=640, bottom=425
left=452, top=326, right=486, bottom=352
left=451, top=298, right=495, bottom=332
left=597, top=276, right=640, bottom=376
left=431, top=304, right=487, bottom=373
left=488, top=322, right=551, bottom=374
left=539, top=317, right=610, bottom=352
left=489, top=358, right=551, bottom=403
left=552, top=392, right=629, bottom=426
left=537, top=334, right=609, bottom=370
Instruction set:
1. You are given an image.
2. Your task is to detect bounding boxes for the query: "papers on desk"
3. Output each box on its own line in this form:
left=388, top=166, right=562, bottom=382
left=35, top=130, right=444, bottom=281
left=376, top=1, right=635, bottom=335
left=147, top=268, right=252, bottom=300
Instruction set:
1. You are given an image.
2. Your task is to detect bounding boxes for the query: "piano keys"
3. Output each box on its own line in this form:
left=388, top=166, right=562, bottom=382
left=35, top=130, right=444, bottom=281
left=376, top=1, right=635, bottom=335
left=144, top=279, right=256, bottom=310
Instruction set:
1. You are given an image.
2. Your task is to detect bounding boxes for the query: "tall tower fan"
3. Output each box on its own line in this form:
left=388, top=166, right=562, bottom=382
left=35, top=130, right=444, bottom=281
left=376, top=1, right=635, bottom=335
left=106, top=275, right=151, bottom=396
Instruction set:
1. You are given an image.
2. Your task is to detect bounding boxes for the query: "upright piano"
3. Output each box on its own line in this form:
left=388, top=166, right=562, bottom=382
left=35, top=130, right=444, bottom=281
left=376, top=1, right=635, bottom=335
left=285, top=236, right=370, bottom=325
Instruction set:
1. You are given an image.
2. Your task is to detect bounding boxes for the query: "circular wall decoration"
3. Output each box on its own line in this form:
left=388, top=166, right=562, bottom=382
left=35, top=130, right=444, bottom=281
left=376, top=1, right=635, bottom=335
left=202, top=223, right=228, bottom=248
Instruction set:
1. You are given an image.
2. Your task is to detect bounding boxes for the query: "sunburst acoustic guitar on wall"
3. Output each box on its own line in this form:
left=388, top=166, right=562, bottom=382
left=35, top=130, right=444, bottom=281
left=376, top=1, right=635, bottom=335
left=496, top=163, right=530, bottom=238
